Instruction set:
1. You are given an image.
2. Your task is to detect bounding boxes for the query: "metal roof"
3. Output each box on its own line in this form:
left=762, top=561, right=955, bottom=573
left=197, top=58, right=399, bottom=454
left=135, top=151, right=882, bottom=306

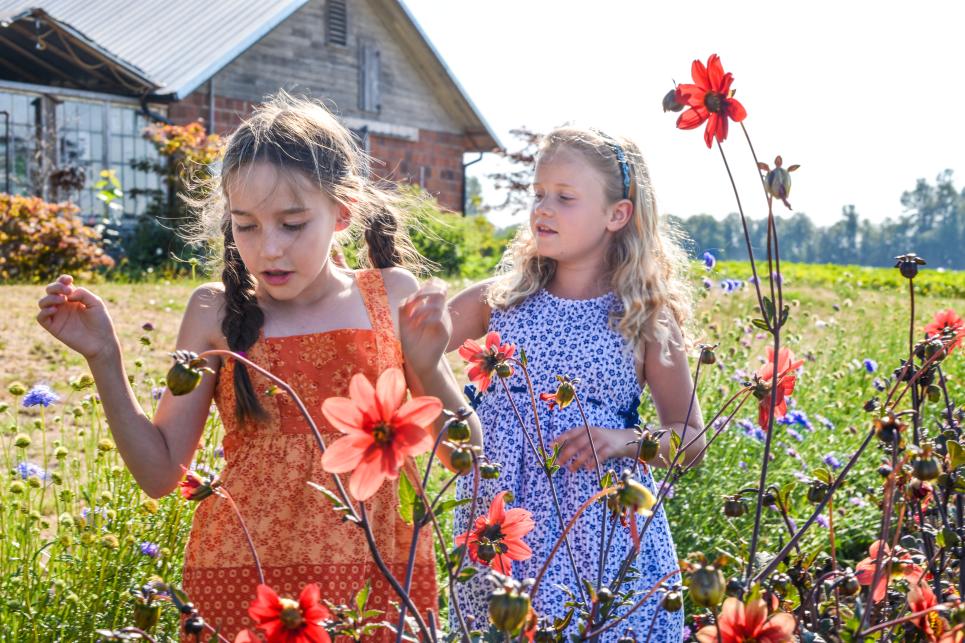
left=0, top=0, right=310, bottom=99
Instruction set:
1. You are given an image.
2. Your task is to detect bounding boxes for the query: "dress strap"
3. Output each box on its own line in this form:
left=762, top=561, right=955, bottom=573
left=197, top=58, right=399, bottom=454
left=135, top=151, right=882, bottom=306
left=356, top=269, right=404, bottom=373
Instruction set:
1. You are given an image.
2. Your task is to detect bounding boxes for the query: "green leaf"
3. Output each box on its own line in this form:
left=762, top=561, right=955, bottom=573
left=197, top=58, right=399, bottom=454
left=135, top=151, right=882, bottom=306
left=355, top=582, right=371, bottom=613
left=397, top=474, right=416, bottom=525
left=448, top=545, right=466, bottom=570
left=949, top=441, right=965, bottom=469
left=457, top=567, right=478, bottom=582
left=600, top=470, right=614, bottom=491
left=780, top=305, right=790, bottom=327
left=669, top=432, right=682, bottom=463
left=308, top=480, right=348, bottom=512
left=762, top=297, right=775, bottom=324
left=519, top=347, right=529, bottom=366
left=778, top=481, right=797, bottom=510
left=432, top=497, right=471, bottom=518
left=752, top=318, right=771, bottom=331
left=811, top=466, right=833, bottom=485
left=554, top=608, right=575, bottom=631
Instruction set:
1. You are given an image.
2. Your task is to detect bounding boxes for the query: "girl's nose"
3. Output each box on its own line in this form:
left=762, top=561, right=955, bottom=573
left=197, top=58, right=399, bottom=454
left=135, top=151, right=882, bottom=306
left=261, top=231, right=287, bottom=259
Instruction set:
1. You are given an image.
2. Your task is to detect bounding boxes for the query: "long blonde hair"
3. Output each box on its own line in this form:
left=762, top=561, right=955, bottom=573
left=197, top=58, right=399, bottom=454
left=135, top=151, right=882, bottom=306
left=487, top=126, right=694, bottom=362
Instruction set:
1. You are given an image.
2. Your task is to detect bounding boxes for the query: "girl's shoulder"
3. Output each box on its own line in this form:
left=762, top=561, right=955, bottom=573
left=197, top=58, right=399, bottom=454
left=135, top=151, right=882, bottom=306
left=180, top=282, right=228, bottom=349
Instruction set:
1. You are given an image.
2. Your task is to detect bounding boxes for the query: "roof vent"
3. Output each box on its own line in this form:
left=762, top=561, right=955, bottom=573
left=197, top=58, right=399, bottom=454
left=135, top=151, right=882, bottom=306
left=326, top=1, right=348, bottom=46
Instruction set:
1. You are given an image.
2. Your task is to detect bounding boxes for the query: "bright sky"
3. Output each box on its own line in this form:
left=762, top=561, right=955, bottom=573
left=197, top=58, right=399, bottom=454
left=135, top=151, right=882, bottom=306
left=404, top=0, right=965, bottom=229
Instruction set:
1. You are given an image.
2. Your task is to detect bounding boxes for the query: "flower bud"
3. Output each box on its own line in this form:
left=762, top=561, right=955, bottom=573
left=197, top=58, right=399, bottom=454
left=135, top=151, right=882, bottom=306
left=722, top=495, right=747, bottom=518
left=480, top=461, right=502, bottom=480
left=807, top=480, right=829, bottom=505
left=894, top=253, right=926, bottom=280
left=488, top=577, right=532, bottom=633
left=926, top=384, right=942, bottom=403
left=166, top=351, right=213, bottom=396
left=839, top=574, right=861, bottom=596
left=450, top=446, right=474, bottom=476
left=635, top=430, right=660, bottom=463
left=662, top=590, right=683, bottom=612
left=874, top=412, right=905, bottom=443
left=495, top=363, right=513, bottom=379
left=446, top=418, right=471, bottom=442
left=14, top=433, right=31, bottom=449
left=662, top=88, right=685, bottom=113
left=8, top=381, right=27, bottom=396
left=912, top=452, right=941, bottom=481
left=618, top=473, right=656, bottom=516
left=184, top=615, right=206, bottom=635
left=688, top=565, right=726, bottom=608
left=134, top=603, right=161, bottom=632
left=699, top=345, right=717, bottom=365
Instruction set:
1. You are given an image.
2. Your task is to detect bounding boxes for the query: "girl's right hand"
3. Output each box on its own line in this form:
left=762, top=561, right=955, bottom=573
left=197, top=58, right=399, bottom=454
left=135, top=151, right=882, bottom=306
left=37, top=275, right=118, bottom=361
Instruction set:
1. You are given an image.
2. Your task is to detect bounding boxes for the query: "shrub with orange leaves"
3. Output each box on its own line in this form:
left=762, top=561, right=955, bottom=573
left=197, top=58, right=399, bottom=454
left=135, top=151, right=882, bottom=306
left=0, top=193, right=114, bottom=282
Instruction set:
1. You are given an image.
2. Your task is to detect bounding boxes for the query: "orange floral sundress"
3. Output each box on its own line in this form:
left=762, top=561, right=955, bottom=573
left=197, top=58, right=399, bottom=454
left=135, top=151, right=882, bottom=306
left=181, top=269, right=438, bottom=640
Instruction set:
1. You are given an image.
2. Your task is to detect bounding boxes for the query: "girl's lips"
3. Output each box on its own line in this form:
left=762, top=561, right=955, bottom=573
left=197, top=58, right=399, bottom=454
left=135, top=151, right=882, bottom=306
left=261, top=271, right=293, bottom=285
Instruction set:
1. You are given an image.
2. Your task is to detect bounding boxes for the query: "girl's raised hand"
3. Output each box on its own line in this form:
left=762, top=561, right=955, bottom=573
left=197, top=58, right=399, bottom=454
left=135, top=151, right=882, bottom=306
left=398, top=278, right=451, bottom=376
left=37, top=275, right=118, bottom=361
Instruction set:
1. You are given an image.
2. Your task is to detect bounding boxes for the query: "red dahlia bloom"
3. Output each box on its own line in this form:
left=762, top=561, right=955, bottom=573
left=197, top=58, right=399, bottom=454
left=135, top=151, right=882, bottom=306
left=695, top=597, right=795, bottom=643
left=458, top=331, right=516, bottom=392
left=854, top=539, right=927, bottom=603
left=241, top=583, right=332, bottom=643
left=754, top=347, right=804, bottom=429
left=178, top=467, right=218, bottom=502
left=456, top=491, right=534, bottom=575
left=925, top=308, right=964, bottom=354
left=676, top=54, right=748, bottom=148
left=321, top=368, right=442, bottom=501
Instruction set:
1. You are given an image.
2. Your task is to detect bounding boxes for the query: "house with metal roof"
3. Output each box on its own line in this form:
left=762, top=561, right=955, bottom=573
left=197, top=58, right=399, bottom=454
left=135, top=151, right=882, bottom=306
left=0, top=0, right=499, bottom=217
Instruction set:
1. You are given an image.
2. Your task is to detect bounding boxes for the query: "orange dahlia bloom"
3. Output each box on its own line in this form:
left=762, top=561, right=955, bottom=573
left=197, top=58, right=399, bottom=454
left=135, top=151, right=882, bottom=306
left=754, top=346, right=804, bottom=430
left=458, top=331, right=516, bottom=392
left=676, top=54, right=748, bottom=148
left=854, top=539, right=927, bottom=603
left=235, top=583, right=331, bottom=643
left=456, top=491, right=534, bottom=575
left=321, top=368, right=442, bottom=501
left=696, top=597, right=796, bottom=643
left=925, top=308, right=964, bottom=354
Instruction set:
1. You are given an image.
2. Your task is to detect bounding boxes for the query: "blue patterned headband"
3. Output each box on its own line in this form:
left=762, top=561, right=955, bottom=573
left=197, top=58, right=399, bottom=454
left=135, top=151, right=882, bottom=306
left=592, top=129, right=631, bottom=200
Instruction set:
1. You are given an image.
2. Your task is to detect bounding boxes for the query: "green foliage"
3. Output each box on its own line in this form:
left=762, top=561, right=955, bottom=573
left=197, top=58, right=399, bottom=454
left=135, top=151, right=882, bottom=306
left=0, top=193, right=115, bottom=282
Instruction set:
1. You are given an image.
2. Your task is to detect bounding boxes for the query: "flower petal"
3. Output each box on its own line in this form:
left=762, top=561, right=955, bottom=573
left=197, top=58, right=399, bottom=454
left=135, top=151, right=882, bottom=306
left=393, top=423, right=433, bottom=454
left=247, top=584, right=282, bottom=623
left=759, top=612, right=797, bottom=642
left=485, top=331, right=502, bottom=350
left=458, top=339, right=483, bottom=361
left=743, top=599, right=768, bottom=635
left=395, top=396, right=443, bottom=429
left=676, top=106, right=708, bottom=131
left=728, top=97, right=748, bottom=123
left=691, top=57, right=709, bottom=89
left=321, top=397, right=367, bottom=435
left=704, top=113, right=719, bottom=148
left=501, top=508, right=535, bottom=539
left=349, top=373, right=378, bottom=421
left=707, top=54, right=724, bottom=90
left=503, top=537, right=532, bottom=560
left=349, top=450, right=388, bottom=501
left=695, top=626, right=719, bottom=643
left=376, top=368, right=406, bottom=422
left=489, top=491, right=508, bottom=524
left=321, top=435, right=372, bottom=473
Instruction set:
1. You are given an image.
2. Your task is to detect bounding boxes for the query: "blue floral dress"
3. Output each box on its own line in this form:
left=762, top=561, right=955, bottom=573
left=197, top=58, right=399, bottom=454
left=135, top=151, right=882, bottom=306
left=453, top=289, right=683, bottom=641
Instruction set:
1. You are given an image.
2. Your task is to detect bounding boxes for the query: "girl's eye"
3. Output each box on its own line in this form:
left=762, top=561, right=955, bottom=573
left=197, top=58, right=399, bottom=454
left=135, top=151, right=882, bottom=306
left=559, top=195, right=574, bottom=202
left=235, top=224, right=256, bottom=232
left=283, top=222, right=308, bottom=231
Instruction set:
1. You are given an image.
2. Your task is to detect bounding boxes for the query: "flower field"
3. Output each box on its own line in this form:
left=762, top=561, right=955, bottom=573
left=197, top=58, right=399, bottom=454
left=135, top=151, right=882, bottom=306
left=2, top=260, right=963, bottom=640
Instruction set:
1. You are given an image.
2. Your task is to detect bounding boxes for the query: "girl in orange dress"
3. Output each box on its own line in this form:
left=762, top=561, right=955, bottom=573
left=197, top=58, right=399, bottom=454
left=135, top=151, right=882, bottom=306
left=37, top=93, right=481, bottom=640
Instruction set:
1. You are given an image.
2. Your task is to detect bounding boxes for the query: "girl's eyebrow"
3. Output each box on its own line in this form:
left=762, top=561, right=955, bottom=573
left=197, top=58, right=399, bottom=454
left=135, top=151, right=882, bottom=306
left=229, top=206, right=309, bottom=216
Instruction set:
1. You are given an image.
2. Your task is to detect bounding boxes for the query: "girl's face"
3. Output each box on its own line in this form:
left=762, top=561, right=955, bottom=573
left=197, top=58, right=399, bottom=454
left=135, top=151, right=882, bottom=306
left=227, top=161, right=349, bottom=302
left=530, top=148, right=631, bottom=265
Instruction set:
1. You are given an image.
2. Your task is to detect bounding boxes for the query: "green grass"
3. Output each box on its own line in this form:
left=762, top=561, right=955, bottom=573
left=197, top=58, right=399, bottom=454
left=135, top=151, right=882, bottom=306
left=1, top=262, right=963, bottom=640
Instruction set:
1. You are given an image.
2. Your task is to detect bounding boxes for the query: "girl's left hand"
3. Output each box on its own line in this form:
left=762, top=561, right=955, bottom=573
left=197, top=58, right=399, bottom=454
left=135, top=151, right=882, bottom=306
left=551, top=426, right=637, bottom=472
left=398, top=278, right=452, bottom=376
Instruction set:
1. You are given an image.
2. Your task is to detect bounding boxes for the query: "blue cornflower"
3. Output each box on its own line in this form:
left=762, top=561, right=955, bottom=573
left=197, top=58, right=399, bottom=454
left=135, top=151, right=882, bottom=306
left=703, top=251, right=716, bottom=271
left=816, top=514, right=829, bottom=528
left=816, top=415, right=834, bottom=430
left=22, top=384, right=59, bottom=408
left=863, top=359, right=877, bottom=373
left=786, top=428, right=804, bottom=442
left=151, top=386, right=166, bottom=401
left=738, top=461, right=747, bottom=469
left=823, top=454, right=843, bottom=470
left=702, top=277, right=713, bottom=290
left=873, top=378, right=887, bottom=392
left=139, top=542, right=161, bottom=558
left=16, top=461, right=49, bottom=481
left=737, top=419, right=755, bottom=432
left=214, top=446, right=225, bottom=458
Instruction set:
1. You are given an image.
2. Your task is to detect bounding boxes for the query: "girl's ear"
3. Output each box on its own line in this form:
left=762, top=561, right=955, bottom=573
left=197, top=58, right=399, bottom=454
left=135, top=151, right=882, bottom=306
left=606, top=200, right=634, bottom=232
left=334, top=204, right=352, bottom=232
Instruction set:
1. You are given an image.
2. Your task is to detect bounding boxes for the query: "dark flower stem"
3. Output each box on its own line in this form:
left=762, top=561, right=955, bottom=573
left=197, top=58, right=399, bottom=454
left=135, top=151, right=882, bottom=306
left=582, top=569, right=681, bottom=640
left=499, top=371, right=588, bottom=607
left=530, top=486, right=616, bottom=598
left=573, top=393, right=608, bottom=593
left=215, top=486, right=264, bottom=586
left=859, top=602, right=960, bottom=637
left=753, top=425, right=878, bottom=584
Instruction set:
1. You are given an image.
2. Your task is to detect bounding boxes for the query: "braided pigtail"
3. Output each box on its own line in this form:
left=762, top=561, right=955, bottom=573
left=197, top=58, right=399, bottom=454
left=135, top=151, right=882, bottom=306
left=220, top=225, right=267, bottom=421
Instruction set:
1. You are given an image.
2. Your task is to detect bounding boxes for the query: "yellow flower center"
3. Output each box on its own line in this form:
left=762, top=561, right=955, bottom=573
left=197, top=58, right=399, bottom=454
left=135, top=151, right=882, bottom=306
left=278, top=598, right=304, bottom=630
